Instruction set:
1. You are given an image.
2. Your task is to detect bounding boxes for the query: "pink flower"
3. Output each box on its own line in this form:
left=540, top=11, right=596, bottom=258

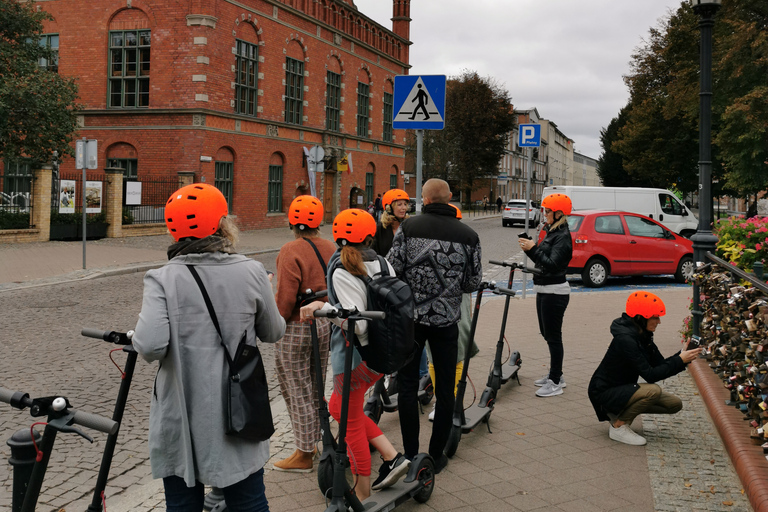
left=731, top=261, right=738, bottom=265
left=757, top=243, right=763, bottom=251
left=747, top=232, right=752, bottom=238
left=741, top=223, right=749, bottom=228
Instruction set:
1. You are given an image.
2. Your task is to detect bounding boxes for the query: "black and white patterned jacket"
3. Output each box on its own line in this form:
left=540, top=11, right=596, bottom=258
left=386, top=203, right=482, bottom=327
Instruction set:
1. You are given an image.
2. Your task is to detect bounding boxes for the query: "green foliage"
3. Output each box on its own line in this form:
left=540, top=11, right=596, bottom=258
left=0, top=209, right=29, bottom=229
left=50, top=211, right=107, bottom=225
left=122, top=207, right=134, bottom=225
left=713, top=215, right=768, bottom=270
left=0, top=0, right=80, bottom=163
left=606, top=0, right=767, bottom=198
left=413, top=71, right=516, bottom=195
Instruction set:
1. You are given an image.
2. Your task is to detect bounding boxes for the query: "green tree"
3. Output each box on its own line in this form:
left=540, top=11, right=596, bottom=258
left=410, top=71, right=515, bottom=202
left=596, top=104, right=638, bottom=186
left=0, top=0, right=80, bottom=164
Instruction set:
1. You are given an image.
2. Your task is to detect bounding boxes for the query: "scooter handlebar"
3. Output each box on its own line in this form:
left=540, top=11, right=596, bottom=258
left=493, top=287, right=516, bottom=297
left=0, top=387, right=118, bottom=435
left=313, top=307, right=385, bottom=321
left=81, top=328, right=109, bottom=340
left=488, top=260, right=522, bottom=269
left=298, top=289, right=328, bottom=304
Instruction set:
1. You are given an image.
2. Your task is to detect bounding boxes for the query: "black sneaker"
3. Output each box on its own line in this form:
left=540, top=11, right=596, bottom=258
left=433, top=453, right=448, bottom=474
left=371, top=453, right=410, bottom=490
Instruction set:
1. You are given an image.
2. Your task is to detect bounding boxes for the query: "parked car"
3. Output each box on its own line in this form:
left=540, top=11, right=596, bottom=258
left=502, top=200, right=540, bottom=228
left=559, top=210, right=694, bottom=287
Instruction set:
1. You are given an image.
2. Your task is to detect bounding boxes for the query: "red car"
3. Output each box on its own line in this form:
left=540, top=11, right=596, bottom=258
left=544, top=210, right=694, bottom=287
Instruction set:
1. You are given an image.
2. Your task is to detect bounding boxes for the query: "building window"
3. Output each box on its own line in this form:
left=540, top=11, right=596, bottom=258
left=108, top=30, right=151, bottom=108
left=268, top=165, right=283, bottom=212
left=38, top=34, right=59, bottom=72
left=326, top=71, right=341, bottom=132
left=2, top=159, right=33, bottom=210
left=383, top=91, right=393, bottom=142
left=365, top=172, right=374, bottom=205
left=285, top=57, right=304, bottom=125
left=215, top=161, right=234, bottom=210
left=107, top=159, right=138, bottom=180
left=357, top=82, right=369, bottom=137
left=390, top=174, right=397, bottom=190
left=235, top=40, right=258, bottom=116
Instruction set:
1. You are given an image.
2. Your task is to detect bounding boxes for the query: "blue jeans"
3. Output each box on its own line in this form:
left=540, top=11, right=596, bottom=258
left=163, top=469, right=269, bottom=512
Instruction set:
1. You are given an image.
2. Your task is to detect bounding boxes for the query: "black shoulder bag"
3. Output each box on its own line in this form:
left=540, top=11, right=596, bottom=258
left=187, top=265, right=275, bottom=441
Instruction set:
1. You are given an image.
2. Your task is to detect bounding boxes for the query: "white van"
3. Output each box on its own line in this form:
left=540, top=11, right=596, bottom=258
left=542, top=186, right=698, bottom=237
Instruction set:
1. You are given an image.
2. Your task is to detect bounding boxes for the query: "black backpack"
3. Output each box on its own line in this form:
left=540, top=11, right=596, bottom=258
left=359, top=256, right=417, bottom=374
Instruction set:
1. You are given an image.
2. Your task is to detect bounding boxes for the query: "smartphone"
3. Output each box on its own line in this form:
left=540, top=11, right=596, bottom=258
left=518, top=232, right=532, bottom=240
left=688, top=334, right=702, bottom=348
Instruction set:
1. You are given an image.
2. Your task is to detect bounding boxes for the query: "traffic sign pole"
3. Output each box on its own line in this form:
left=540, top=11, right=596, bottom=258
left=415, top=130, right=423, bottom=213
left=522, top=146, right=534, bottom=300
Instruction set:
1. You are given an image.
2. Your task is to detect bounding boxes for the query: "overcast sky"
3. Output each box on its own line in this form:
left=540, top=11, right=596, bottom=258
left=355, top=0, right=685, bottom=160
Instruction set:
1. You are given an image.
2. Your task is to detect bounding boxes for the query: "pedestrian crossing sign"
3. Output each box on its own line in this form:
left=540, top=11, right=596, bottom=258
left=393, top=75, right=446, bottom=130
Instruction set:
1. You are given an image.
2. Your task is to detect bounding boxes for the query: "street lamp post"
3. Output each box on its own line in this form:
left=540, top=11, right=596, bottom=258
left=690, top=0, right=722, bottom=337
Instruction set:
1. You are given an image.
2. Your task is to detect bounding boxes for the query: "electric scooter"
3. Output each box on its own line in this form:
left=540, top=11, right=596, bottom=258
left=314, top=305, right=435, bottom=511
left=482, top=260, right=525, bottom=396
left=363, top=368, right=433, bottom=424
left=444, top=281, right=516, bottom=458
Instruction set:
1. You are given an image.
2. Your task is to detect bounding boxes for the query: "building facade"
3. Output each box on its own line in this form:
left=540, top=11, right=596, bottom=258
left=7, top=0, right=413, bottom=228
left=572, top=151, right=601, bottom=187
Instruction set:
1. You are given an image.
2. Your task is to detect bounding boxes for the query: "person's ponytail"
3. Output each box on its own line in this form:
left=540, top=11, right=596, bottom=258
left=340, top=245, right=367, bottom=277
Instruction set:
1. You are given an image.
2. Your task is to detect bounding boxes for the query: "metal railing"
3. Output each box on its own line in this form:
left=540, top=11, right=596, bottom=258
left=123, top=176, right=178, bottom=225
left=0, top=171, right=33, bottom=229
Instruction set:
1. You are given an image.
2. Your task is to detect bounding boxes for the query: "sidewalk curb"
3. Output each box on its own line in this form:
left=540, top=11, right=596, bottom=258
left=0, top=248, right=281, bottom=293
left=689, top=358, right=768, bottom=512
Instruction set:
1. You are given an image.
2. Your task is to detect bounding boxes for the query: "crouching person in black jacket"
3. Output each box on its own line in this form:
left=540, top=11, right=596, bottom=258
left=588, top=292, right=702, bottom=446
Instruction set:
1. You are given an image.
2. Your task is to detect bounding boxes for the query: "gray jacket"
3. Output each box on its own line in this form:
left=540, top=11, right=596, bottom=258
left=133, top=252, right=285, bottom=488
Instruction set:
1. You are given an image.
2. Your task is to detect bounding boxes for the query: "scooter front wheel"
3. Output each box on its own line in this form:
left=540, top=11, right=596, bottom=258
left=413, top=457, right=435, bottom=503
left=444, top=425, right=461, bottom=458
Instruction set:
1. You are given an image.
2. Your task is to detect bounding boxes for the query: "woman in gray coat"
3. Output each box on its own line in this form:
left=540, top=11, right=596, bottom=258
left=133, top=184, right=285, bottom=512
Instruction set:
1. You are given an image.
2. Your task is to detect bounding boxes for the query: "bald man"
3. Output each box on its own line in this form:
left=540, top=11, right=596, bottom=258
left=386, top=178, right=482, bottom=474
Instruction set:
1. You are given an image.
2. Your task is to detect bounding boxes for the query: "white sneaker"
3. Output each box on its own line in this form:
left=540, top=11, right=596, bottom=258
left=535, top=379, right=563, bottom=397
left=609, top=424, right=646, bottom=446
left=428, top=403, right=435, bottom=422
left=534, top=374, right=566, bottom=388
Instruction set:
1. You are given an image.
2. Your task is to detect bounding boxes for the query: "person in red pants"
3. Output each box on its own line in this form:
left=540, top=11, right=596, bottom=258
left=300, top=208, right=408, bottom=500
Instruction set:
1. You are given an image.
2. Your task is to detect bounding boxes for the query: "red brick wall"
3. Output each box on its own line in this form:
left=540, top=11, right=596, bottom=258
left=26, top=0, right=411, bottom=230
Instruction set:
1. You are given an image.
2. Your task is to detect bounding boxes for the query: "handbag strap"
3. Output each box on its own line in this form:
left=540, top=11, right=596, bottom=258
left=186, top=265, right=235, bottom=371
left=303, top=237, right=328, bottom=276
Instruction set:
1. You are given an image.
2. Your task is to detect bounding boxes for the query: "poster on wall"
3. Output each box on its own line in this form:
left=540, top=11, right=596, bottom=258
left=59, top=180, right=76, bottom=213
left=85, top=181, right=102, bottom=213
left=125, top=181, right=142, bottom=205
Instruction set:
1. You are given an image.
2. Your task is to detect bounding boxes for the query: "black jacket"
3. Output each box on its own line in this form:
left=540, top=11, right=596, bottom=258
left=387, top=203, right=482, bottom=327
left=587, top=313, right=686, bottom=421
left=371, top=222, right=395, bottom=257
left=526, top=222, right=572, bottom=285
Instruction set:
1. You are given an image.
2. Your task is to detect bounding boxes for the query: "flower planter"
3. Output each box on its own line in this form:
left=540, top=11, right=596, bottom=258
left=49, top=223, right=79, bottom=241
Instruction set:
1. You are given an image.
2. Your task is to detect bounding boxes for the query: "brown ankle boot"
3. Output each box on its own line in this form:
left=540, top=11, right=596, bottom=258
left=273, top=449, right=313, bottom=473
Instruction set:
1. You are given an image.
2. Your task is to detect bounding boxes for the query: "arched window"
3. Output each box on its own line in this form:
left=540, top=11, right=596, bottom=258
left=268, top=153, right=284, bottom=212
left=326, top=57, right=342, bottom=132
left=234, top=24, right=260, bottom=117
left=357, top=73, right=370, bottom=138
left=285, top=42, right=304, bottom=125
left=383, top=80, right=394, bottom=142
left=108, top=9, right=151, bottom=108
left=106, top=142, right=138, bottom=180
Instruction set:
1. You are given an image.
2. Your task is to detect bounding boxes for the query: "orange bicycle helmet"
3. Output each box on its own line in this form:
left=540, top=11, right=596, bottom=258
left=382, top=189, right=410, bottom=211
left=332, top=208, right=376, bottom=245
left=165, top=183, right=228, bottom=241
left=449, top=203, right=463, bottom=219
left=541, top=193, right=572, bottom=216
left=288, top=195, right=324, bottom=229
left=626, top=292, right=666, bottom=319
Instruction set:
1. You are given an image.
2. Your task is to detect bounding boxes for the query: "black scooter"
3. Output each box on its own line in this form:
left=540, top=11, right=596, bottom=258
left=363, top=369, right=433, bottom=424
left=444, top=281, right=516, bottom=458
left=314, top=305, right=435, bottom=511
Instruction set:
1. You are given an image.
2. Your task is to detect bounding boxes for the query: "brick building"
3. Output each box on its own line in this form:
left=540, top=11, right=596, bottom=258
left=8, top=0, right=413, bottom=228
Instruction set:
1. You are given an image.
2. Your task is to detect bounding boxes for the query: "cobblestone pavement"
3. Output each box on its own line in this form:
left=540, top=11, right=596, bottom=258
left=0, top=275, right=754, bottom=512
left=644, top=371, right=750, bottom=511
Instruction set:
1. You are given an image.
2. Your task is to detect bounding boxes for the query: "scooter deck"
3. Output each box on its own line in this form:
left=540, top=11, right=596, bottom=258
left=500, top=364, right=521, bottom=384
left=356, top=479, right=422, bottom=512
left=461, top=403, right=493, bottom=433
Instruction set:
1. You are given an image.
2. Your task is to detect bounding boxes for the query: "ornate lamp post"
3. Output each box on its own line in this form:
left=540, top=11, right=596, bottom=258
left=690, top=0, right=722, bottom=337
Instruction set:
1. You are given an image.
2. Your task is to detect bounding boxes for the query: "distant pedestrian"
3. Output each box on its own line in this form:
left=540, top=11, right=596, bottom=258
left=273, top=196, right=336, bottom=473
left=588, top=292, right=702, bottom=446
left=483, top=195, right=488, bottom=212
left=496, top=196, right=503, bottom=212
left=387, top=178, right=482, bottom=475
left=519, top=193, right=573, bottom=398
left=374, top=193, right=384, bottom=222
left=133, top=183, right=285, bottom=512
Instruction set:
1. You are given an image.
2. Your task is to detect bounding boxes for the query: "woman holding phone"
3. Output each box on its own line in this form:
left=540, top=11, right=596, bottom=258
left=518, top=193, right=573, bottom=398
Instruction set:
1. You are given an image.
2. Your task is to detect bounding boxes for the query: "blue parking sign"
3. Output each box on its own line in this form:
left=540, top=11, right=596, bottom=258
left=393, top=75, right=446, bottom=130
left=518, top=124, right=541, bottom=147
